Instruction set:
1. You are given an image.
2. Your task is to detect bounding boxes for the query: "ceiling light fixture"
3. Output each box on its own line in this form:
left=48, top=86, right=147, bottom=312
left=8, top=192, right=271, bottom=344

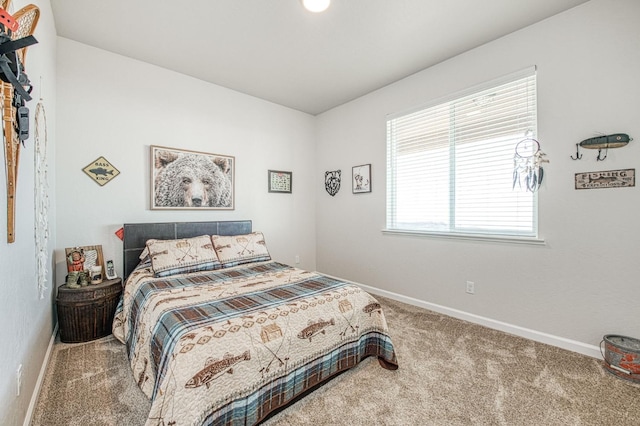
left=301, top=0, right=330, bottom=13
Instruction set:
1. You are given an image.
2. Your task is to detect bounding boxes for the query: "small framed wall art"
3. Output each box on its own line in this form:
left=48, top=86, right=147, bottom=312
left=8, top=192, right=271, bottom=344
left=268, top=170, right=292, bottom=193
left=352, top=164, right=371, bottom=193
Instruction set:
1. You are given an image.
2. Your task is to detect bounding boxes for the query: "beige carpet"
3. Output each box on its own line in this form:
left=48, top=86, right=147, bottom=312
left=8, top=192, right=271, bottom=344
left=31, top=296, right=640, bottom=425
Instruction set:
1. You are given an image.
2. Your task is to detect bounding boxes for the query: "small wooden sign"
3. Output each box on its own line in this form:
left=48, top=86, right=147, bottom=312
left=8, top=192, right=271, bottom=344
left=82, top=156, right=120, bottom=186
left=575, top=168, right=635, bottom=190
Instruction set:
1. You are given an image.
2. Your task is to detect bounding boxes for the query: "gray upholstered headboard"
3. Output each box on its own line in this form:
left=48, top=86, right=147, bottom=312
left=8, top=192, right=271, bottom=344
left=122, top=220, right=252, bottom=280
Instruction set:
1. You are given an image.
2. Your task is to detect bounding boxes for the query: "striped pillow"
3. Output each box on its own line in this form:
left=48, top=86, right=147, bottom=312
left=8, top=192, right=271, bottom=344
left=212, top=232, right=271, bottom=268
left=146, top=235, right=222, bottom=277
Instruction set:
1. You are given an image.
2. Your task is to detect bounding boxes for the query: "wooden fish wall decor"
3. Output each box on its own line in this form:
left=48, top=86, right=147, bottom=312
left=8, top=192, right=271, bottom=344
left=571, top=133, right=633, bottom=162
left=2, top=2, right=40, bottom=243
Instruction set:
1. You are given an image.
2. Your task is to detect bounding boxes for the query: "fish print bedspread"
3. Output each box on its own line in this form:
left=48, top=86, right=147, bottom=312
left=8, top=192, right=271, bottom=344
left=112, top=261, right=398, bottom=426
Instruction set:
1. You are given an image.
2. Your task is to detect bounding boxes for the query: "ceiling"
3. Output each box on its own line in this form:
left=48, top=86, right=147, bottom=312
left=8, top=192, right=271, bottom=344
left=50, top=0, right=589, bottom=115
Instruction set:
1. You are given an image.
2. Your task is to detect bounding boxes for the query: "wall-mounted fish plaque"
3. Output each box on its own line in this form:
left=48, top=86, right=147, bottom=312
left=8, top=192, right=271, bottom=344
left=575, top=168, right=635, bottom=190
left=82, top=156, right=120, bottom=186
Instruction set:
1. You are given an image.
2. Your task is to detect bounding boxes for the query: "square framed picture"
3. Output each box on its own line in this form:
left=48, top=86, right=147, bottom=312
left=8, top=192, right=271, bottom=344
left=151, top=145, right=234, bottom=210
left=268, top=170, right=292, bottom=193
left=352, top=164, right=371, bottom=193
left=65, top=245, right=104, bottom=276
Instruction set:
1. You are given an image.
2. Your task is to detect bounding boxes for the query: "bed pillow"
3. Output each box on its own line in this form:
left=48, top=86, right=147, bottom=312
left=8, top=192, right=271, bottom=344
left=146, top=235, right=222, bottom=277
left=138, top=247, right=151, bottom=266
left=211, top=232, right=271, bottom=268
left=139, top=246, right=149, bottom=261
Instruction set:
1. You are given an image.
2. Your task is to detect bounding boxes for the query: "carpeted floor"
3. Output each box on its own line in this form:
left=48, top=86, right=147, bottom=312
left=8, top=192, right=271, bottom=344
left=31, top=296, right=640, bottom=425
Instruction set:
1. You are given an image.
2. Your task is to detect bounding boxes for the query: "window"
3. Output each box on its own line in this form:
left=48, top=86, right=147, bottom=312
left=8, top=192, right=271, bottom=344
left=386, top=68, right=538, bottom=240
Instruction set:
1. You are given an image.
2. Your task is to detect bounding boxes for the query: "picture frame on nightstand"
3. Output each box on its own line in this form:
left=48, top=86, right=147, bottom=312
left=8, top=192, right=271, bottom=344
left=65, top=245, right=105, bottom=276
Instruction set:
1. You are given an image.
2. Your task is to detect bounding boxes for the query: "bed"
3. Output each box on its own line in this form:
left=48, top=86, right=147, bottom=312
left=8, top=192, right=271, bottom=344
left=112, top=220, right=398, bottom=426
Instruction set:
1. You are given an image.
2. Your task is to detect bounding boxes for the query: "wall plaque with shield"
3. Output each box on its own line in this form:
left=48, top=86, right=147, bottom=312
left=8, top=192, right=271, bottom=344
left=151, top=145, right=235, bottom=210
left=325, top=170, right=341, bottom=196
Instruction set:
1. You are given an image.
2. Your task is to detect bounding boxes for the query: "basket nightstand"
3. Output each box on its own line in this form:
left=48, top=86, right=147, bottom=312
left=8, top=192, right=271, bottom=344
left=56, top=278, right=122, bottom=343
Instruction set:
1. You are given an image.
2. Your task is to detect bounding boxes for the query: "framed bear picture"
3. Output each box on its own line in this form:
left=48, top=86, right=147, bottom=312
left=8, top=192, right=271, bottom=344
left=151, top=145, right=235, bottom=210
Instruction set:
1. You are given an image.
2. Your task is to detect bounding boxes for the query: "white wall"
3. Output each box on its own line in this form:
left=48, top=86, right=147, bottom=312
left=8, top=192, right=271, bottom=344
left=315, top=0, right=640, bottom=352
left=0, top=1, right=57, bottom=424
left=55, top=38, right=317, bottom=283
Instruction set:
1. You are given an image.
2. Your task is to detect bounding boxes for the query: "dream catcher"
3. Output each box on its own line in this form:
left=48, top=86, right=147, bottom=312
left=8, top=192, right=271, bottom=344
left=34, top=95, right=48, bottom=298
left=325, top=170, right=341, bottom=196
left=1, top=3, right=39, bottom=243
left=512, top=138, right=548, bottom=192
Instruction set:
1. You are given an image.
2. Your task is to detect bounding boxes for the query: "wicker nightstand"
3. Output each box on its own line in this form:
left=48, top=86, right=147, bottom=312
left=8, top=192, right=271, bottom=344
left=56, top=278, right=122, bottom=343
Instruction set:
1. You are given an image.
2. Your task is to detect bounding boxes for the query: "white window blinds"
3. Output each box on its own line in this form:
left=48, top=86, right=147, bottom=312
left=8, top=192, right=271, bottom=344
left=386, top=68, right=538, bottom=238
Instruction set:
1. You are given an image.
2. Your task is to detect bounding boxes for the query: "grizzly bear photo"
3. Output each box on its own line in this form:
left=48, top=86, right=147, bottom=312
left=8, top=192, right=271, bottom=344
left=153, top=147, right=234, bottom=209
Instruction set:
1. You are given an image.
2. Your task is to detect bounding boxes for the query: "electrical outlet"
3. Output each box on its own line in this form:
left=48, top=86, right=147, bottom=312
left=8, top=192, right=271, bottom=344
left=16, top=364, right=22, bottom=396
left=295, top=255, right=300, bottom=264
left=466, top=281, right=475, bottom=294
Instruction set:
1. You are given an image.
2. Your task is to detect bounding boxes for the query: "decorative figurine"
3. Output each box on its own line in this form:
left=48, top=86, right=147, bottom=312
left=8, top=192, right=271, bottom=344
left=66, top=271, right=80, bottom=289
left=78, top=271, right=88, bottom=287
left=67, top=249, right=85, bottom=272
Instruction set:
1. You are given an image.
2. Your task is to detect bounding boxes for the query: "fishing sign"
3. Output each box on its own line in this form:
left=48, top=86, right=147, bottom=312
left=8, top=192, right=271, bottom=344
left=575, top=168, right=635, bottom=190
left=82, top=156, right=120, bottom=186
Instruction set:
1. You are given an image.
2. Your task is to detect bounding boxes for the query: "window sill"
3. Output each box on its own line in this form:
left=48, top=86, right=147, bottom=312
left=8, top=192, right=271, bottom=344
left=381, top=229, right=546, bottom=246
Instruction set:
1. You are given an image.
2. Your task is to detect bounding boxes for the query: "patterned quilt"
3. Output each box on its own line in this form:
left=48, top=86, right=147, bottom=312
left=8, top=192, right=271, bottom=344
left=112, top=261, right=398, bottom=426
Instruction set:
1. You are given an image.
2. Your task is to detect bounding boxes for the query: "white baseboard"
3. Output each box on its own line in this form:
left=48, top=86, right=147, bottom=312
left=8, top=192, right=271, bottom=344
left=24, top=323, right=58, bottom=426
left=326, top=275, right=602, bottom=359
left=20, top=281, right=600, bottom=426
